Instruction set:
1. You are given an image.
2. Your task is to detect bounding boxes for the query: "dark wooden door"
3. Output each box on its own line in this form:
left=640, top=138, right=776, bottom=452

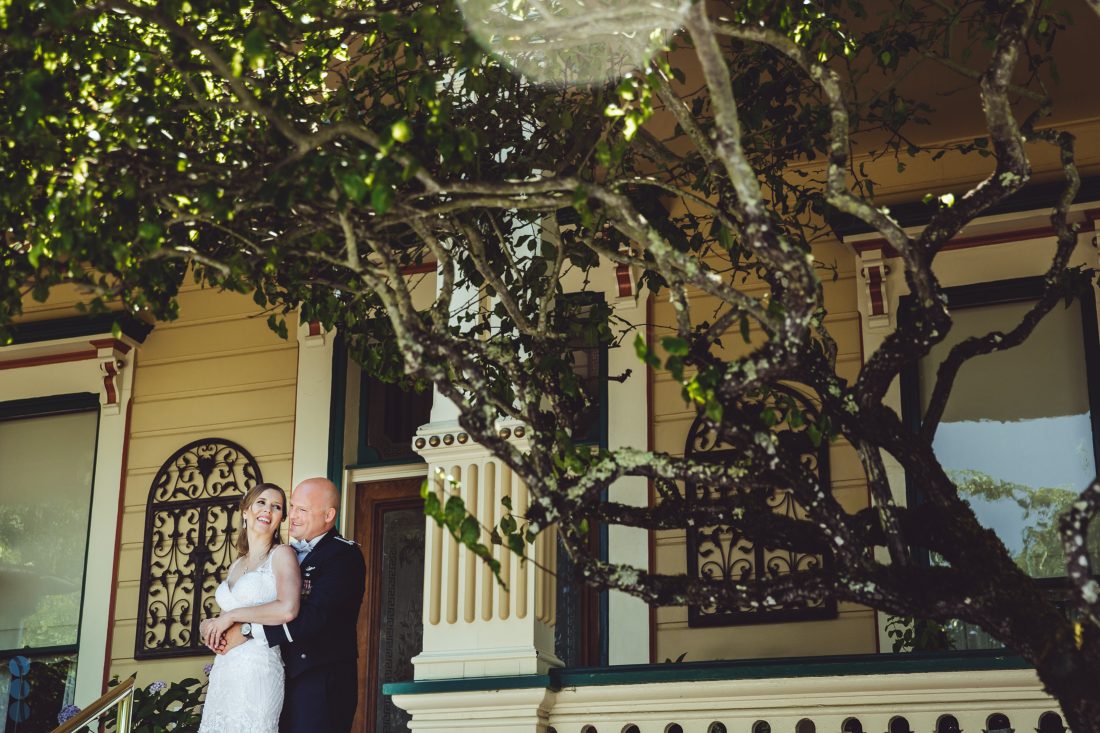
left=352, top=477, right=425, bottom=733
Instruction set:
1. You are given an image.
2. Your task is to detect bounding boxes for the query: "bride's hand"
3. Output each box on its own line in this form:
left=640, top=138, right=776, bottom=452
left=204, top=614, right=235, bottom=649
left=199, top=618, right=216, bottom=649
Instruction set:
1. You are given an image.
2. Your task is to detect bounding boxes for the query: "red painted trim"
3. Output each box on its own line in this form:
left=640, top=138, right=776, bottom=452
left=0, top=349, right=97, bottom=370
left=867, top=266, right=885, bottom=317
left=851, top=225, right=1057, bottom=257
left=102, top=384, right=136, bottom=692
left=101, top=360, right=119, bottom=405
left=400, top=262, right=437, bottom=275
left=89, top=338, right=132, bottom=354
left=615, top=262, right=634, bottom=298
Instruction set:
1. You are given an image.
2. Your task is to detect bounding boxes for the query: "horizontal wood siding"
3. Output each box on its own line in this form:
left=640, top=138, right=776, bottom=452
left=650, top=241, right=877, bottom=662
left=110, top=285, right=298, bottom=686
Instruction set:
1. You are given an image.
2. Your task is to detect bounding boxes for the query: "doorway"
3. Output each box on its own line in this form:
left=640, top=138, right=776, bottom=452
left=352, top=477, right=425, bottom=733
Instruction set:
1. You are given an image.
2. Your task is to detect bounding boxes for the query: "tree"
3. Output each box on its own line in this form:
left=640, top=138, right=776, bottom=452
left=4, top=0, right=1100, bottom=727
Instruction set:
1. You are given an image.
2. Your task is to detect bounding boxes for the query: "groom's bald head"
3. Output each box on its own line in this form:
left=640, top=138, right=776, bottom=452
left=288, top=477, right=340, bottom=541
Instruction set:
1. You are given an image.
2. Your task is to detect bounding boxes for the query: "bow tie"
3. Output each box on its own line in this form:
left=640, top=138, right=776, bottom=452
left=289, top=539, right=312, bottom=553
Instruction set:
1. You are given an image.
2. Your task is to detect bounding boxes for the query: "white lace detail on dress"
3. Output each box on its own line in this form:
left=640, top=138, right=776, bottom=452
left=198, top=551, right=285, bottom=733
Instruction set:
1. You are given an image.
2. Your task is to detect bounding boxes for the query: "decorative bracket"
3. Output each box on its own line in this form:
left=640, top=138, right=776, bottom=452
left=615, top=246, right=638, bottom=300
left=412, top=418, right=530, bottom=459
left=859, top=248, right=892, bottom=331
left=90, top=338, right=133, bottom=415
left=302, top=320, right=328, bottom=348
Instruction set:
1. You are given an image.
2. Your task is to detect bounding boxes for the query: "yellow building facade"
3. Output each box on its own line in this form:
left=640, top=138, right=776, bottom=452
left=4, top=35, right=1100, bottom=733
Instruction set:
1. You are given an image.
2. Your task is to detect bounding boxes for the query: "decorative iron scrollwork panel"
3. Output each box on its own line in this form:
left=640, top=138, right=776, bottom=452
left=135, top=438, right=262, bottom=658
left=686, top=385, right=837, bottom=626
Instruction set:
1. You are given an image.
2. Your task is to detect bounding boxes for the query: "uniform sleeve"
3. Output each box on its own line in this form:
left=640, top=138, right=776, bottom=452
left=263, top=543, right=365, bottom=648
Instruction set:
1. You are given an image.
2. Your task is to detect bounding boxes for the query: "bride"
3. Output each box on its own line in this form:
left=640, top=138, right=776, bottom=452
left=197, top=482, right=301, bottom=733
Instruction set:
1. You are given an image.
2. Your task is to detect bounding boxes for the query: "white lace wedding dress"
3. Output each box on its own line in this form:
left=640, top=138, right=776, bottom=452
left=198, top=552, right=284, bottom=733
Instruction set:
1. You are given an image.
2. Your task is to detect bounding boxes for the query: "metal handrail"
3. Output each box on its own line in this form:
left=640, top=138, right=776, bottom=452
left=50, top=675, right=137, bottom=733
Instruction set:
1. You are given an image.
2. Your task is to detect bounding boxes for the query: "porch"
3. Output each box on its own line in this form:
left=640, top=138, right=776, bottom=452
left=386, top=653, right=1063, bottom=733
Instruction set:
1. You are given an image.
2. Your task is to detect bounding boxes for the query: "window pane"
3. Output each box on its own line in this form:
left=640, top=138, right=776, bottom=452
left=0, top=410, right=98, bottom=649
left=918, top=299, right=1098, bottom=578
left=358, top=372, right=432, bottom=465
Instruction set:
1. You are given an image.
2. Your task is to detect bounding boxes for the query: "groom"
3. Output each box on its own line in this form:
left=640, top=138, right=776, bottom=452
left=217, top=477, right=366, bottom=733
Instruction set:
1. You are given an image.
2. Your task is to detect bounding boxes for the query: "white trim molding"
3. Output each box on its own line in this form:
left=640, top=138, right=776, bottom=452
left=391, top=666, right=1060, bottom=733
left=549, top=668, right=1056, bottom=733
left=605, top=278, right=651, bottom=666
left=291, top=319, right=334, bottom=491
left=393, top=686, right=556, bottom=732
left=0, top=329, right=143, bottom=705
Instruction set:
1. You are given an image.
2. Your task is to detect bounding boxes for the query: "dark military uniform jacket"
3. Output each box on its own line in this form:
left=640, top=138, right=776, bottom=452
left=261, top=528, right=366, bottom=679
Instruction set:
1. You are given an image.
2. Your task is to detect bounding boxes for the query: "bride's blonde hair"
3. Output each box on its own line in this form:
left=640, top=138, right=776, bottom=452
left=235, top=482, right=287, bottom=558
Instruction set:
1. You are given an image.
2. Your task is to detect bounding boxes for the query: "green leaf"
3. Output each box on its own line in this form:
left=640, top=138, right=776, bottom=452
left=371, top=184, right=393, bottom=214
left=661, top=335, right=689, bottom=356
left=444, top=495, right=466, bottom=530
left=762, top=407, right=779, bottom=426
left=507, top=533, right=525, bottom=555
left=704, top=399, right=723, bottom=423
left=717, top=225, right=734, bottom=249
left=423, top=491, right=441, bottom=523
left=634, top=333, right=660, bottom=368
left=339, top=172, right=368, bottom=203
left=391, top=119, right=412, bottom=143
left=460, top=516, right=480, bottom=545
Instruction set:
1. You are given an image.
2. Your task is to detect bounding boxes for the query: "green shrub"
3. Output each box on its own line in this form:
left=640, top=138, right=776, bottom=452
left=100, top=674, right=207, bottom=733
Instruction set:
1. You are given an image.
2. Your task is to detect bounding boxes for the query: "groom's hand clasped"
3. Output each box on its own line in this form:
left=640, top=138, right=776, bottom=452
left=199, top=618, right=247, bottom=655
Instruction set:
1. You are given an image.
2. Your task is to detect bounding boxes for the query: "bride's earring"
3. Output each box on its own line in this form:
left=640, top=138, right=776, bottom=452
left=242, top=518, right=247, bottom=528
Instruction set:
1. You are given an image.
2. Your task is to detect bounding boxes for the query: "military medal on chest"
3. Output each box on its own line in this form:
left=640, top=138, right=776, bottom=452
left=302, top=566, right=315, bottom=596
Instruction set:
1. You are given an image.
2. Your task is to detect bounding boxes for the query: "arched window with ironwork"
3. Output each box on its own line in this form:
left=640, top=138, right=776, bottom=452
left=684, top=384, right=837, bottom=626
left=135, top=438, right=262, bottom=658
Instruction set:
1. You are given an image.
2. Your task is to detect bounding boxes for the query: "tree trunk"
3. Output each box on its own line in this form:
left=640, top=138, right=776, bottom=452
left=1035, top=647, right=1100, bottom=733
left=1059, top=696, right=1100, bottom=733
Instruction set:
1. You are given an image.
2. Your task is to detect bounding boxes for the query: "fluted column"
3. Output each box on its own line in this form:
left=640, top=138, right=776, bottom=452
left=411, top=420, right=562, bottom=680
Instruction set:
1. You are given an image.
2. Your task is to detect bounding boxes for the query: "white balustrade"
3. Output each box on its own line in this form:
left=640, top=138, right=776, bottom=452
left=391, top=663, right=1066, bottom=733
left=411, top=419, right=561, bottom=682
left=544, top=668, right=1062, bottom=733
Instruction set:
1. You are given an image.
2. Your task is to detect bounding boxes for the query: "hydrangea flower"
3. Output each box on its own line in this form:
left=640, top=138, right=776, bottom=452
left=57, top=704, right=82, bottom=724
left=148, top=680, right=167, bottom=693
left=203, top=662, right=214, bottom=676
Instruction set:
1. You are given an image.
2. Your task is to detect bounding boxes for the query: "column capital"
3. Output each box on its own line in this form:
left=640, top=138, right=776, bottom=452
left=412, top=418, right=531, bottom=461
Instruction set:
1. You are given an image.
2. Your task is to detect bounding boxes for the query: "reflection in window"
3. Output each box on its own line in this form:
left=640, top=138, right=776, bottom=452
left=0, top=410, right=97, bottom=651
left=0, top=652, right=77, bottom=733
left=358, top=374, right=433, bottom=465
left=373, top=506, right=425, bottom=733
left=918, top=296, right=1100, bottom=579
left=909, top=282, right=1100, bottom=651
left=555, top=293, right=610, bottom=665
